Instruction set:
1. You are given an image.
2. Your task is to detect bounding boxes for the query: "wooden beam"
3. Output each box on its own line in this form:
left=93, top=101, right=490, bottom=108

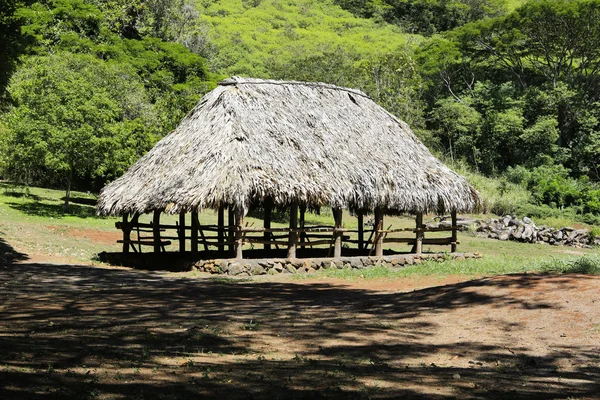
left=178, top=212, right=186, bottom=253
left=191, top=210, right=199, bottom=254
left=228, top=207, right=234, bottom=253
left=218, top=205, right=225, bottom=253
left=287, top=202, right=298, bottom=259
left=451, top=210, right=458, bottom=253
left=234, top=208, right=244, bottom=259
left=153, top=211, right=161, bottom=254
left=415, top=212, right=424, bottom=254
left=333, top=208, right=343, bottom=258
left=264, top=199, right=272, bottom=251
left=357, top=211, right=364, bottom=253
left=374, top=208, right=384, bottom=257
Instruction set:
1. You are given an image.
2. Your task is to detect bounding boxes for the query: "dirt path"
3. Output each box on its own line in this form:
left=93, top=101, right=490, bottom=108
left=1, top=261, right=599, bottom=399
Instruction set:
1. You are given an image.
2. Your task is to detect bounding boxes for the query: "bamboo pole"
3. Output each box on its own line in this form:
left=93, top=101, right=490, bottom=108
left=234, top=208, right=244, bottom=259
left=178, top=212, right=186, bottom=252
left=451, top=210, right=458, bottom=253
left=191, top=210, right=199, bottom=254
left=415, top=212, right=424, bottom=254
left=374, top=208, right=384, bottom=257
left=153, top=211, right=161, bottom=254
left=218, top=205, right=225, bottom=253
left=287, top=202, right=298, bottom=259
left=264, top=199, right=272, bottom=251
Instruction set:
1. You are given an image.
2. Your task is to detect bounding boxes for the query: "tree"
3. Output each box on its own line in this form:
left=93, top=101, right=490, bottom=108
left=3, top=52, right=159, bottom=209
left=0, top=0, right=31, bottom=107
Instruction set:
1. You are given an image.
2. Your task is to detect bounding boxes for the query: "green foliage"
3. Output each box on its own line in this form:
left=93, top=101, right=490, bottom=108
left=538, top=256, right=600, bottom=275
left=334, top=0, right=509, bottom=34
left=0, top=0, right=32, bottom=106
left=3, top=52, right=159, bottom=197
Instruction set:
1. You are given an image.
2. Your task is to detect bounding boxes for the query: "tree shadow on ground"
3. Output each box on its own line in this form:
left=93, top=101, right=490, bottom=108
left=0, top=263, right=598, bottom=399
left=0, top=236, right=28, bottom=264
left=7, top=201, right=99, bottom=219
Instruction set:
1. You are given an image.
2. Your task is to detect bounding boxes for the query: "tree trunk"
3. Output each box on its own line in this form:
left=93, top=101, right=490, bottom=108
left=63, top=168, right=73, bottom=212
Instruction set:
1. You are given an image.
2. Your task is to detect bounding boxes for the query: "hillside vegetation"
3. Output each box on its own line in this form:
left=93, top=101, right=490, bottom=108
left=2, top=0, right=600, bottom=226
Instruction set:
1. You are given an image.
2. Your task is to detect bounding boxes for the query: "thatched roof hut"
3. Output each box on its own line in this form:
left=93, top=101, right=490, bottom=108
left=97, top=77, right=480, bottom=217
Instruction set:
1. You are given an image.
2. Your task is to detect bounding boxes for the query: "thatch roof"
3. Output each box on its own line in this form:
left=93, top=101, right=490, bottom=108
left=97, top=77, right=480, bottom=216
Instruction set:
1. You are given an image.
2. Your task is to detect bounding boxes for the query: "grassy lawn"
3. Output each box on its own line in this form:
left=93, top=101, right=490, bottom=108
left=1, top=181, right=598, bottom=274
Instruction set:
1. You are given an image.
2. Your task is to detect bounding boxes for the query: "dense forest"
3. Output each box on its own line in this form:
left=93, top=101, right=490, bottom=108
left=2, top=0, right=600, bottom=221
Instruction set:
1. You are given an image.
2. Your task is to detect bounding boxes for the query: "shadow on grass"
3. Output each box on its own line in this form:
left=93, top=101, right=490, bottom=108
left=0, top=236, right=28, bottom=264
left=7, top=201, right=99, bottom=219
left=0, top=263, right=598, bottom=399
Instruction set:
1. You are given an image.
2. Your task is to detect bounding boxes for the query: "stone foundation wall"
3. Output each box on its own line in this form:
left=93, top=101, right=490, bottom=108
left=192, top=253, right=482, bottom=276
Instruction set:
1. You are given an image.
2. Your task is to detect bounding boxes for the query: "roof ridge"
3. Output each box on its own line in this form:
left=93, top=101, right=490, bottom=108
left=219, top=76, right=371, bottom=99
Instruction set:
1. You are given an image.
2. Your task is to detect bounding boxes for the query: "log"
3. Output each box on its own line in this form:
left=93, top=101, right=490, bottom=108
left=357, top=211, right=364, bottom=254
left=178, top=212, right=186, bottom=253
left=264, top=198, right=272, bottom=251
left=333, top=208, right=343, bottom=258
left=374, top=208, right=384, bottom=257
left=288, top=202, right=298, bottom=259
left=234, top=208, right=244, bottom=259
left=451, top=210, right=458, bottom=253
left=153, top=211, right=161, bottom=253
left=415, top=212, right=424, bottom=254
left=191, top=211, right=199, bottom=254
left=218, top=206, right=225, bottom=253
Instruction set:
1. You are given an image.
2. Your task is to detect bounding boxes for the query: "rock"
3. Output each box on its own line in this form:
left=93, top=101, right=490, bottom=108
left=286, top=264, right=296, bottom=274
left=228, top=262, right=244, bottom=276
left=404, top=256, right=414, bottom=265
left=250, top=264, right=266, bottom=275
left=273, top=262, right=284, bottom=272
left=522, top=225, right=535, bottom=242
left=522, top=216, right=535, bottom=226
left=267, top=268, right=279, bottom=275
left=307, top=267, right=316, bottom=274
left=498, top=231, right=510, bottom=241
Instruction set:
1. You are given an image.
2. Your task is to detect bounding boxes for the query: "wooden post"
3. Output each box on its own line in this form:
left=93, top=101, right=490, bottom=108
left=153, top=211, right=161, bottom=254
left=374, top=208, right=384, bottom=257
left=357, top=211, right=364, bottom=254
left=228, top=207, right=234, bottom=253
left=122, top=213, right=130, bottom=253
left=178, top=212, right=186, bottom=253
left=415, top=212, right=424, bottom=254
left=218, top=205, right=225, bottom=254
left=333, top=208, right=343, bottom=258
left=234, top=207, right=244, bottom=259
left=191, top=210, right=199, bottom=255
left=264, top=199, right=272, bottom=251
left=299, top=204, right=306, bottom=244
left=287, top=202, right=298, bottom=259
left=451, top=210, right=458, bottom=253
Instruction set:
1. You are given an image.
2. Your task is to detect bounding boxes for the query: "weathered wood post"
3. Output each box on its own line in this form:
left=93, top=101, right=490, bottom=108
left=191, top=210, right=199, bottom=255
left=299, top=204, right=306, bottom=244
left=153, top=210, right=161, bottom=254
left=374, top=208, right=384, bottom=257
left=264, top=198, right=272, bottom=251
left=122, top=213, right=130, bottom=253
left=451, top=210, right=458, bottom=253
left=333, top=208, right=343, bottom=258
left=218, top=205, right=225, bottom=254
left=415, top=212, right=424, bottom=254
left=288, top=202, right=298, bottom=259
left=227, top=207, right=234, bottom=253
left=234, top=207, right=244, bottom=259
left=357, top=211, right=364, bottom=254
left=178, top=212, right=186, bottom=253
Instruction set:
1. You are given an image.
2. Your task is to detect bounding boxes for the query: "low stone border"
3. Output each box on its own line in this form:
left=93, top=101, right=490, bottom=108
left=192, top=253, right=482, bottom=276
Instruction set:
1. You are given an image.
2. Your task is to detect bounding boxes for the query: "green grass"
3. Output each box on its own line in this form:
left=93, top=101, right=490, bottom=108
left=1, top=182, right=598, bottom=273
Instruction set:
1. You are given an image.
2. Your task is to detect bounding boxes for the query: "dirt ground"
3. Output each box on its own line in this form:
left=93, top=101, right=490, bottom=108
left=0, top=250, right=599, bottom=400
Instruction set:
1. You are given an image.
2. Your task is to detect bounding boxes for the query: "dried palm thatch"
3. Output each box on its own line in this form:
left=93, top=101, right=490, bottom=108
left=97, top=77, right=480, bottom=216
